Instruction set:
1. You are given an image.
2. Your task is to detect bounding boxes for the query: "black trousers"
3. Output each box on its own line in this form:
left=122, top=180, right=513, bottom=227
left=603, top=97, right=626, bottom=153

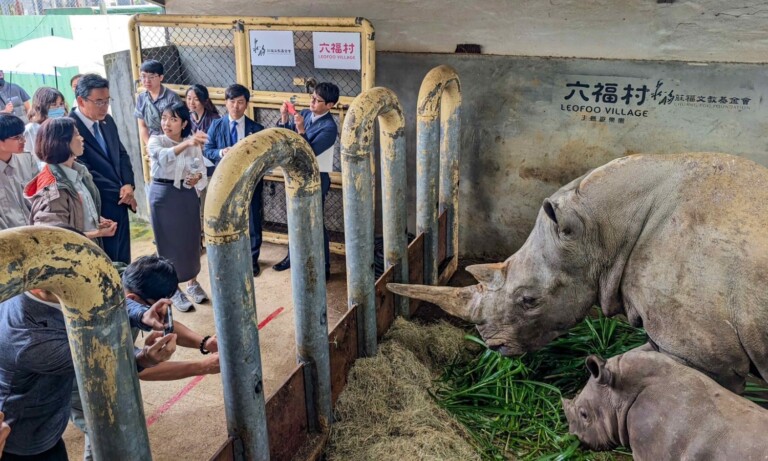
left=100, top=199, right=131, bottom=264
left=249, top=179, right=264, bottom=265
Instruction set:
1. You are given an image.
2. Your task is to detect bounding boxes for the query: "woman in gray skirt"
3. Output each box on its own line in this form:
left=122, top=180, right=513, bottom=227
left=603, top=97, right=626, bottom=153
left=147, top=102, right=208, bottom=312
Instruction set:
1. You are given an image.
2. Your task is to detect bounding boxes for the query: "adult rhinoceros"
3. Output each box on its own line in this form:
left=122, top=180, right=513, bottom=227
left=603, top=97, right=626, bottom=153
left=389, top=153, right=768, bottom=392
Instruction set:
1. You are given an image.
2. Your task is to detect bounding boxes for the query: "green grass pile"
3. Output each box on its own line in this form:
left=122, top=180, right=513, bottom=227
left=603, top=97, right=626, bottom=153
left=432, top=311, right=644, bottom=460
left=433, top=310, right=768, bottom=460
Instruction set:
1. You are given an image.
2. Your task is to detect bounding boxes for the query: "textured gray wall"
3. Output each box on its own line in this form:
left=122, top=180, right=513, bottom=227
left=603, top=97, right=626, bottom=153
left=146, top=3, right=768, bottom=259
left=376, top=53, right=768, bottom=259
left=104, top=50, right=150, bottom=222
left=165, top=1, right=768, bottom=63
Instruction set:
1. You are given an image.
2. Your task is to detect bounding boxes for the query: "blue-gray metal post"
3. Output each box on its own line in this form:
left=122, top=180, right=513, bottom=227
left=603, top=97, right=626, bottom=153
left=205, top=128, right=330, bottom=460
left=416, top=65, right=462, bottom=285
left=0, top=227, right=152, bottom=461
left=342, top=87, right=408, bottom=355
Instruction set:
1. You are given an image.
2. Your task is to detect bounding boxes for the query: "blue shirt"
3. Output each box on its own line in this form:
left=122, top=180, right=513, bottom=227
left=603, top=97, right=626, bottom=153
left=0, top=294, right=73, bottom=455
left=0, top=295, right=152, bottom=455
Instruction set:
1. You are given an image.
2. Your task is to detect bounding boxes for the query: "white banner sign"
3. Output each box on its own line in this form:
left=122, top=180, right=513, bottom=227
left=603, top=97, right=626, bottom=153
left=250, top=30, right=296, bottom=67
left=312, top=32, right=361, bottom=70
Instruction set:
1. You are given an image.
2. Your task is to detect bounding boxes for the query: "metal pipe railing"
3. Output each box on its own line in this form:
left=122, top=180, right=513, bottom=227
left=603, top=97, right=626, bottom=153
left=341, top=87, right=408, bottom=357
left=0, top=226, right=151, bottom=460
left=416, top=65, right=462, bottom=285
left=204, top=128, right=330, bottom=460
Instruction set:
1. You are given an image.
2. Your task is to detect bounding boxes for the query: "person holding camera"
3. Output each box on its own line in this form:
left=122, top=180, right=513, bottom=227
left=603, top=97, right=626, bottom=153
left=147, top=102, right=209, bottom=312
left=0, top=70, right=30, bottom=121
left=274, top=82, right=340, bottom=279
left=71, top=255, right=220, bottom=461
left=0, top=257, right=177, bottom=460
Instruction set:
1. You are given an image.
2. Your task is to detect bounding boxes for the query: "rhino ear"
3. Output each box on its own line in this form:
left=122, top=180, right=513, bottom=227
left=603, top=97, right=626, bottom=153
left=465, top=262, right=507, bottom=291
left=543, top=198, right=558, bottom=225
left=585, top=355, right=613, bottom=386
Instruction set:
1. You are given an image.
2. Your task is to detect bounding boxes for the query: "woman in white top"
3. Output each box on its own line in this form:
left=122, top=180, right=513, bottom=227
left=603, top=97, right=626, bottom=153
left=147, top=102, right=209, bottom=312
left=23, top=87, right=67, bottom=180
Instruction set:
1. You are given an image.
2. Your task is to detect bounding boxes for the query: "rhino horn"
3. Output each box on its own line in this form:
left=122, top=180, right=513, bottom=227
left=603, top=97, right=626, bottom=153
left=387, top=283, right=481, bottom=323
left=465, top=262, right=508, bottom=291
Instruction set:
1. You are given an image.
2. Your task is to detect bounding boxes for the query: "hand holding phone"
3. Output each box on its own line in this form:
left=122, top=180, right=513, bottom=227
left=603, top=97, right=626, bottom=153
left=164, top=306, right=174, bottom=336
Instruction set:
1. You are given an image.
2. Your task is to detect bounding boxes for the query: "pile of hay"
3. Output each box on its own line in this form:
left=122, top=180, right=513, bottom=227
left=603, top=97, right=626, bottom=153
left=326, top=318, right=481, bottom=461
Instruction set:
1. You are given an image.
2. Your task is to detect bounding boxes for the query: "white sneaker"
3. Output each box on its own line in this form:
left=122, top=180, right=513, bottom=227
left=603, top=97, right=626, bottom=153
left=186, top=282, right=209, bottom=304
left=171, top=289, right=193, bottom=312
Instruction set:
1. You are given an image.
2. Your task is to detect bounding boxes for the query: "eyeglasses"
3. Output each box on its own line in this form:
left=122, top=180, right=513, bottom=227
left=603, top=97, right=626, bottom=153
left=310, top=96, right=326, bottom=104
left=140, top=73, right=160, bottom=82
left=85, top=98, right=112, bottom=108
left=5, top=134, right=24, bottom=142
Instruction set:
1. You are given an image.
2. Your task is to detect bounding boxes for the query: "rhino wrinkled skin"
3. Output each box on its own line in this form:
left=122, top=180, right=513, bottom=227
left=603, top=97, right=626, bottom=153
left=563, top=350, right=768, bottom=460
left=388, top=153, right=768, bottom=392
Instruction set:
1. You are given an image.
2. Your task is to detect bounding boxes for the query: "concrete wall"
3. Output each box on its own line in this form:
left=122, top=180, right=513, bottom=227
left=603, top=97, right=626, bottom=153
left=158, top=2, right=768, bottom=259
left=105, top=50, right=150, bottom=222
left=376, top=53, right=767, bottom=258
left=165, top=0, right=768, bottom=63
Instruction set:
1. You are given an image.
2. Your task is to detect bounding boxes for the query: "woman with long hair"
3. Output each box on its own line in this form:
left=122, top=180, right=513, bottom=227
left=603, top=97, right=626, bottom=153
left=185, top=84, right=221, bottom=249
left=24, top=117, right=117, bottom=242
left=147, top=102, right=209, bottom=312
left=185, top=84, right=220, bottom=134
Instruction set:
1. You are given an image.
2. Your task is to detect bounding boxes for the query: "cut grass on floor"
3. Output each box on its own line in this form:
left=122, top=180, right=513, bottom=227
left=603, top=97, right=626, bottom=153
left=433, top=309, right=768, bottom=460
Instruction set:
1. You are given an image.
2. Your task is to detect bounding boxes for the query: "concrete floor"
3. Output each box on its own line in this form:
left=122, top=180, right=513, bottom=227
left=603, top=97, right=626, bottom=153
left=63, top=229, right=350, bottom=461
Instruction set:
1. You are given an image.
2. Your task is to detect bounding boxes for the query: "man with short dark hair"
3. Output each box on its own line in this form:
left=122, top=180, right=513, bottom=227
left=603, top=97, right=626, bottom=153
left=274, top=82, right=340, bottom=278
left=70, top=74, right=136, bottom=264
left=0, top=113, right=34, bottom=230
left=71, top=255, right=220, bottom=461
left=134, top=60, right=182, bottom=146
left=203, top=84, right=265, bottom=276
left=0, top=70, right=30, bottom=121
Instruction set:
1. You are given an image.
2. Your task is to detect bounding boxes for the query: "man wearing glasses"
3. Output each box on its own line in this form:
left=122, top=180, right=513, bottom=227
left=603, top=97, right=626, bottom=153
left=70, top=74, right=137, bottom=264
left=134, top=60, right=182, bottom=146
left=0, top=113, right=35, bottom=230
left=274, top=82, right=340, bottom=279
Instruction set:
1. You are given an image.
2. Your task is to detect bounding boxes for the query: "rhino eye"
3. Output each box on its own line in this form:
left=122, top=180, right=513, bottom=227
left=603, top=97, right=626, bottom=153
left=521, top=296, right=538, bottom=309
left=579, top=408, right=589, bottom=421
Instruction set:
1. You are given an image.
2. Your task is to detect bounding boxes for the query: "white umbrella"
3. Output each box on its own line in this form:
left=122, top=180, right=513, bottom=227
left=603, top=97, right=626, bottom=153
left=0, top=36, right=104, bottom=86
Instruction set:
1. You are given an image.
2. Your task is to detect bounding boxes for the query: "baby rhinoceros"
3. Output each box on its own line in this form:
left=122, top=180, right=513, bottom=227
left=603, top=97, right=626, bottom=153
left=563, top=350, right=768, bottom=461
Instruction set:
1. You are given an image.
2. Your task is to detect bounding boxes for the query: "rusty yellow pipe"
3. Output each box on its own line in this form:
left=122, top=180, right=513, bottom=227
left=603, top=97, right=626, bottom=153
left=416, top=65, right=461, bottom=285
left=204, top=128, right=330, bottom=459
left=0, top=226, right=150, bottom=460
left=341, top=87, right=408, bottom=356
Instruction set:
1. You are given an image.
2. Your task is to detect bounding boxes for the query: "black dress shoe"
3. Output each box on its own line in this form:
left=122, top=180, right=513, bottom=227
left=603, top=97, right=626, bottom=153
left=253, top=263, right=261, bottom=277
left=273, top=254, right=291, bottom=271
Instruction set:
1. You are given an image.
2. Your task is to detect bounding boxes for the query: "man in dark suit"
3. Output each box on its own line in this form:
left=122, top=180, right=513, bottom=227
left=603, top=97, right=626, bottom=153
left=275, top=82, right=339, bottom=279
left=204, top=84, right=264, bottom=276
left=71, top=74, right=136, bottom=264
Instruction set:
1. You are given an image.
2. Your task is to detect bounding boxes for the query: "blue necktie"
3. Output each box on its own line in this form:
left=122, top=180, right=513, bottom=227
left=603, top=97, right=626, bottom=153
left=92, top=121, right=109, bottom=157
left=230, top=121, right=238, bottom=146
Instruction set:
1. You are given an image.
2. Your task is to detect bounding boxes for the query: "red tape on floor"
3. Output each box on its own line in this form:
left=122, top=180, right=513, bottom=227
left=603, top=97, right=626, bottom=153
left=146, top=306, right=286, bottom=427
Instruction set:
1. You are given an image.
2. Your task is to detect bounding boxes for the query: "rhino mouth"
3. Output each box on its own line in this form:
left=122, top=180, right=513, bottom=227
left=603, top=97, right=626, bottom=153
left=490, top=345, right=521, bottom=356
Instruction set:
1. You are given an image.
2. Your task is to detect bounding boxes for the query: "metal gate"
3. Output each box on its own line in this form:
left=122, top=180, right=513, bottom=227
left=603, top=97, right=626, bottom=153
left=128, top=14, right=375, bottom=253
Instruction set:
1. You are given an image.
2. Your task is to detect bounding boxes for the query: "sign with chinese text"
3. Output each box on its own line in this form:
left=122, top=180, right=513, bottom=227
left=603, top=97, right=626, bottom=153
left=249, top=30, right=296, bottom=67
left=555, top=75, right=757, bottom=126
left=312, top=32, right=361, bottom=70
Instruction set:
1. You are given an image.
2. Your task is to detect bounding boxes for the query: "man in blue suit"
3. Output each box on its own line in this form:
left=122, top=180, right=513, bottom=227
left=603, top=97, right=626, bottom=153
left=71, top=74, right=136, bottom=264
left=274, top=82, right=339, bottom=279
left=204, top=84, right=265, bottom=276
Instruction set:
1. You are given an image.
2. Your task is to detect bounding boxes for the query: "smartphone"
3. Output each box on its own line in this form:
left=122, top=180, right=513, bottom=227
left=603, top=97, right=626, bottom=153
left=164, top=306, right=174, bottom=336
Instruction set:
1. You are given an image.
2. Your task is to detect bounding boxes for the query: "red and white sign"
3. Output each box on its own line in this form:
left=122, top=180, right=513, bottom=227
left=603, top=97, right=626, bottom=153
left=312, top=32, right=361, bottom=70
